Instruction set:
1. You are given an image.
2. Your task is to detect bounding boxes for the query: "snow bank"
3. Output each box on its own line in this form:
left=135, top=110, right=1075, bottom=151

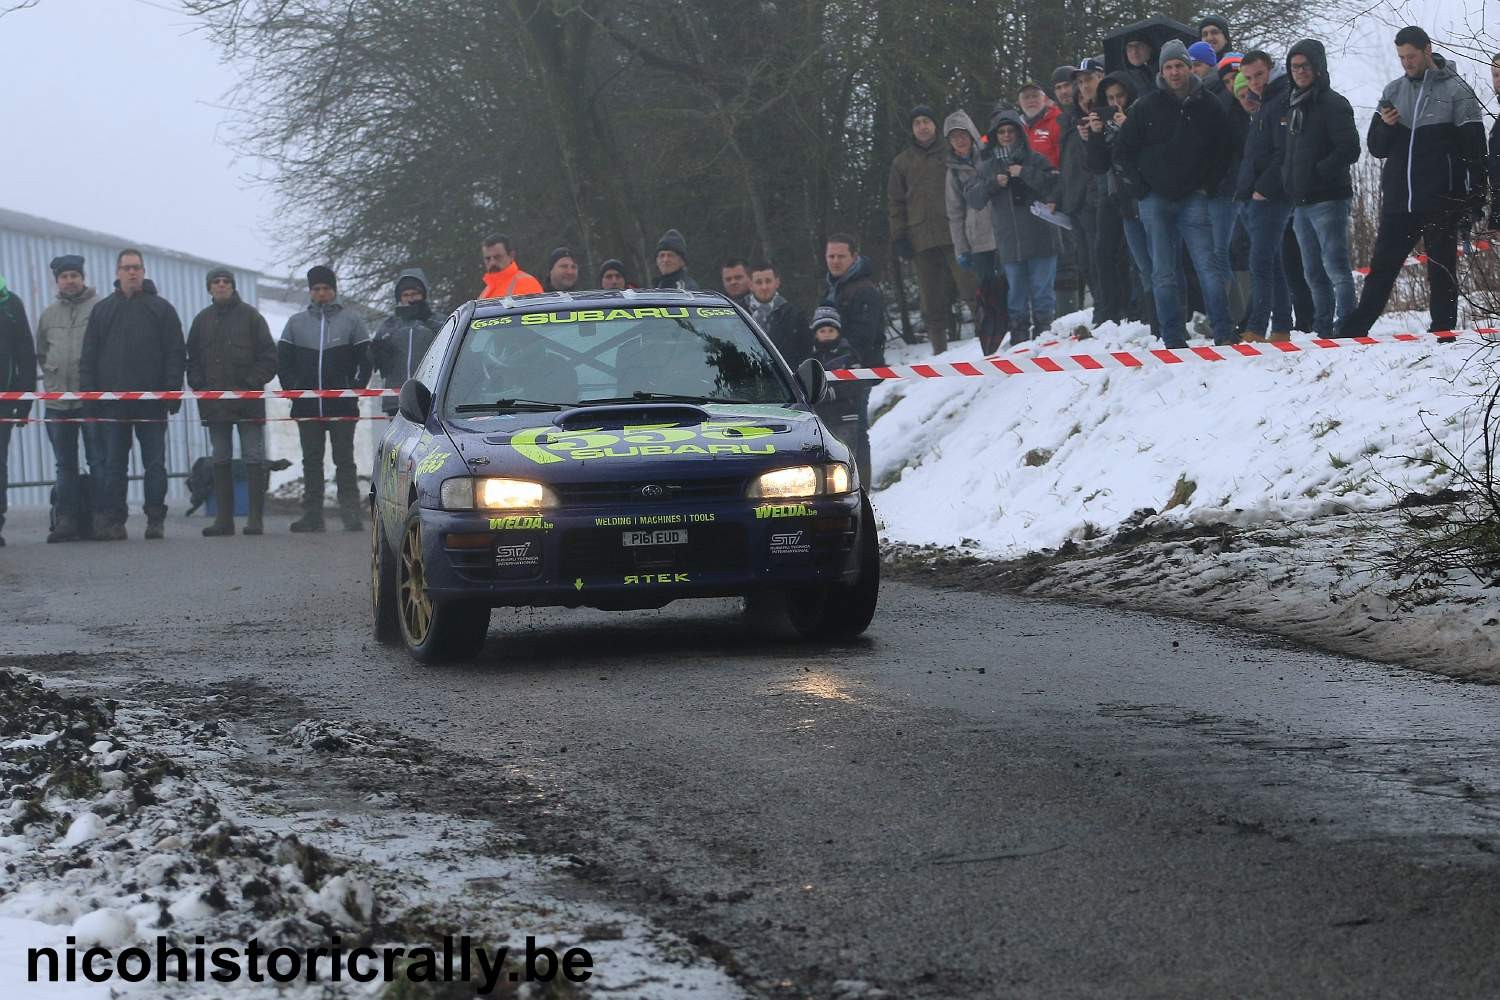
left=870, top=311, right=1486, bottom=558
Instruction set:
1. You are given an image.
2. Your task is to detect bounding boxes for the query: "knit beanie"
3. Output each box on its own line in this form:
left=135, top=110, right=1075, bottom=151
left=1188, top=41, right=1217, bottom=66
left=811, top=305, right=842, bottom=332
left=51, top=254, right=86, bottom=278
left=909, top=104, right=936, bottom=125
left=307, top=265, right=337, bottom=290
left=1232, top=72, right=1251, bottom=97
left=1217, top=52, right=1244, bottom=76
left=548, top=246, right=577, bottom=272
left=1197, top=15, right=1232, bottom=48
left=655, top=229, right=688, bottom=260
left=599, top=258, right=626, bottom=282
left=205, top=267, right=235, bottom=291
left=1159, top=39, right=1192, bottom=69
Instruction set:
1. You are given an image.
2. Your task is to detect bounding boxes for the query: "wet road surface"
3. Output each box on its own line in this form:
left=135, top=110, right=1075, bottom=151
left=4, top=507, right=1498, bottom=998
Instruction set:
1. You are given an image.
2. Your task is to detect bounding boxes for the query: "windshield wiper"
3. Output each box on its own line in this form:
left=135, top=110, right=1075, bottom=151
left=574, top=391, right=757, bottom=406
left=453, top=398, right=569, bottom=413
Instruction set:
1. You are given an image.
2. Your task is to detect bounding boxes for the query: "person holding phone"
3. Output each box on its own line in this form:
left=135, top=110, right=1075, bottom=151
left=1340, top=26, right=1486, bottom=337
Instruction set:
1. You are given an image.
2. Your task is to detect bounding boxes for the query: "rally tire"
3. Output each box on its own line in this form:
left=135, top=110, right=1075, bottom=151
left=786, top=495, right=881, bottom=640
left=396, top=509, right=490, bottom=662
left=371, top=504, right=400, bottom=645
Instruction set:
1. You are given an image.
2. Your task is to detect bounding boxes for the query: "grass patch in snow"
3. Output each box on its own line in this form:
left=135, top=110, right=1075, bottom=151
left=1163, top=475, right=1197, bottom=511
left=1023, top=448, right=1054, bottom=467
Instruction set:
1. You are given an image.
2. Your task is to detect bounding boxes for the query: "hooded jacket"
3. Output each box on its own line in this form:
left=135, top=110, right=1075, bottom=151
left=943, top=111, right=998, bottom=256
left=965, top=109, right=1063, bottom=265
left=1113, top=71, right=1231, bottom=201
left=372, top=268, right=443, bottom=415
left=1084, top=73, right=1147, bottom=218
left=811, top=333, right=864, bottom=428
left=887, top=130, right=955, bottom=253
left=186, top=292, right=278, bottom=424
left=276, top=299, right=371, bottom=419
left=1235, top=66, right=1291, bottom=201
left=1368, top=53, right=1487, bottom=216
left=79, top=279, right=186, bottom=419
left=821, top=256, right=885, bottom=366
left=479, top=261, right=543, bottom=300
left=1023, top=103, right=1065, bottom=168
left=35, top=286, right=97, bottom=411
left=0, top=287, right=35, bottom=420
left=1280, top=39, right=1360, bottom=206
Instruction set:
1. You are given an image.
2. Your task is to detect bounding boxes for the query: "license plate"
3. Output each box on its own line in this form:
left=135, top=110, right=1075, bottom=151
left=622, top=529, right=688, bottom=547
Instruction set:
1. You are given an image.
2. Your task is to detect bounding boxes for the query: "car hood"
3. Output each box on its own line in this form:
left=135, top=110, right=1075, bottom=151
left=443, top=402, right=832, bottom=482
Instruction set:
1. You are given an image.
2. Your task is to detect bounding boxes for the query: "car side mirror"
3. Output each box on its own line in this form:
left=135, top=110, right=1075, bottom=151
left=398, top=379, right=433, bottom=424
left=796, top=358, right=829, bottom=405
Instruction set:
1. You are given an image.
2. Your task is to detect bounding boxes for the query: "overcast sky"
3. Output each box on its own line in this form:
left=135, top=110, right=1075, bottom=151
left=3, top=0, right=1491, bottom=280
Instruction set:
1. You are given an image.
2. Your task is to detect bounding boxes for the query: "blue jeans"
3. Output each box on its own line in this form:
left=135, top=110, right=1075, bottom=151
left=46, top=412, right=104, bottom=521
left=1208, top=195, right=1236, bottom=308
left=1243, top=199, right=1294, bottom=336
left=1002, top=256, right=1058, bottom=332
left=101, top=416, right=168, bottom=522
left=1292, top=198, right=1356, bottom=337
left=1139, top=192, right=1235, bottom=347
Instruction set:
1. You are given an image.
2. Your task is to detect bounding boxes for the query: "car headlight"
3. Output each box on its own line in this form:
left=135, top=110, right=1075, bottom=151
left=748, top=463, right=855, bottom=499
left=441, top=477, right=554, bottom=510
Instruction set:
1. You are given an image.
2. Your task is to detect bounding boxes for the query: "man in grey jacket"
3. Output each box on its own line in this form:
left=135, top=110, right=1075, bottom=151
left=277, top=266, right=371, bottom=532
left=944, top=110, right=1006, bottom=352
left=34, top=255, right=102, bottom=542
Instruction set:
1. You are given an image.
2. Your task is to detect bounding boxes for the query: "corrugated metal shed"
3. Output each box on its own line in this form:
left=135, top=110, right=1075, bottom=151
left=0, top=206, right=263, bottom=509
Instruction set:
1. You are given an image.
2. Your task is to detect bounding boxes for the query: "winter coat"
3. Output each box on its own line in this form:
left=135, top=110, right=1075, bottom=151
left=965, top=110, right=1063, bottom=265
left=372, top=268, right=442, bottom=415
left=821, top=256, right=885, bottom=366
left=1113, top=73, right=1231, bottom=201
left=1489, top=107, right=1500, bottom=228
left=0, top=289, right=35, bottom=420
left=1083, top=76, right=1147, bottom=220
left=1057, top=105, right=1096, bottom=216
left=654, top=269, right=700, bottom=291
left=811, top=335, right=864, bottom=429
left=1367, top=53, right=1487, bottom=217
left=35, top=287, right=97, bottom=411
left=479, top=262, right=542, bottom=299
left=943, top=111, right=998, bottom=256
left=276, top=301, right=371, bottom=419
left=1281, top=40, right=1360, bottom=207
left=1235, top=69, right=1291, bottom=201
left=1217, top=98, right=1251, bottom=200
left=1120, top=63, right=1156, bottom=101
left=888, top=135, right=954, bottom=253
left=79, top=280, right=186, bottom=420
left=1023, top=104, right=1065, bottom=168
left=186, top=293, right=277, bottom=423
left=747, top=294, right=812, bottom=368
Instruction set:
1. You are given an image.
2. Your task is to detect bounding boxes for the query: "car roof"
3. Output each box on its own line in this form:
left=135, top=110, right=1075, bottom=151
left=469, top=288, right=737, bottom=317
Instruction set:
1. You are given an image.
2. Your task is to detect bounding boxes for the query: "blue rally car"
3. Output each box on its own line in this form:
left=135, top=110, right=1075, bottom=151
left=370, top=289, right=879, bottom=661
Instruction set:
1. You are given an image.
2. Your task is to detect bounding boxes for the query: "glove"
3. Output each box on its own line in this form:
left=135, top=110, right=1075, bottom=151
left=957, top=252, right=974, bottom=270
left=892, top=237, right=915, bottom=261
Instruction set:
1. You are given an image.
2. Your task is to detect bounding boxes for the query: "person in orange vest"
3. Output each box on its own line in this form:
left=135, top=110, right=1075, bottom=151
left=478, top=234, right=543, bottom=299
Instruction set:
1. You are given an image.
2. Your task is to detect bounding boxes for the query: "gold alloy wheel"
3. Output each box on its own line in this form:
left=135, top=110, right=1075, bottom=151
left=370, top=514, right=382, bottom=614
left=399, top=519, right=434, bottom=644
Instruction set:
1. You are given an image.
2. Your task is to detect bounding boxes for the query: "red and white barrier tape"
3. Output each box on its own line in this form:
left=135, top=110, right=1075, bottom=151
left=0, top=415, right=379, bottom=425
left=828, top=330, right=1500, bottom=382
left=1352, top=238, right=1493, bottom=276
left=0, top=388, right=397, bottom=402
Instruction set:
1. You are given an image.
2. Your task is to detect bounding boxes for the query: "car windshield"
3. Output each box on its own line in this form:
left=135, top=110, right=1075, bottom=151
left=443, top=304, right=794, bottom=416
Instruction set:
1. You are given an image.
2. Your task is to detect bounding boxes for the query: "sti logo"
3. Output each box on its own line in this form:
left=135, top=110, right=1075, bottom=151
left=496, top=543, right=531, bottom=560
left=770, top=532, right=802, bottom=547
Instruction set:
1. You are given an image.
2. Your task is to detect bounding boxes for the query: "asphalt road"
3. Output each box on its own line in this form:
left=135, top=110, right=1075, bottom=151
left=4, top=506, right=1499, bottom=999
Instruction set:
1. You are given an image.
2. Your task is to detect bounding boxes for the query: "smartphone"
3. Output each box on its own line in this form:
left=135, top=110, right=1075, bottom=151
left=1378, top=99, right=1394, bottom=111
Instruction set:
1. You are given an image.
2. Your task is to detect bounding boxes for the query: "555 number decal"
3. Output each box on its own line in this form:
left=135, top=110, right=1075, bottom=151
left=510, top=422, right=777, bottom=465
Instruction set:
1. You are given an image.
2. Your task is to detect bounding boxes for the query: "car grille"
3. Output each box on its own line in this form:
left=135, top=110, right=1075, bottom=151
left=554, top=476, right=746, bottom=507
left=560, top=523, right=748, bottom=577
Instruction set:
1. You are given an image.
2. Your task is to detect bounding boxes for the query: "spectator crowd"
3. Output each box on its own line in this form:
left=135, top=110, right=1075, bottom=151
left=1, top=20, right=1498, bottom=545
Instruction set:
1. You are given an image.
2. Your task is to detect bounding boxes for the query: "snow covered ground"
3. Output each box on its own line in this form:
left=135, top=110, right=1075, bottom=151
left=868, top=310, right=1500, bottom=679
left=0, top=671, right=744, bottom=998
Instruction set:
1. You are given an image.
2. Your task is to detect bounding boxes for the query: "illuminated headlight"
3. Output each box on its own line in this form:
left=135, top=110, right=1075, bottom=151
left=748, top=463, right=855, bottom=499
left=441, top=477, right=554, bottom=510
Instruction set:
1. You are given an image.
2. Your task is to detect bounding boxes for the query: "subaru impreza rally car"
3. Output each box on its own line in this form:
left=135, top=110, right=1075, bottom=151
left=370, top=289, right=879, bottom=661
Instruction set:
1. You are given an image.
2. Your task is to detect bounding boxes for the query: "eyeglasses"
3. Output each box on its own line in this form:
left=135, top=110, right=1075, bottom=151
left=118, top=264, right=144, bottom=272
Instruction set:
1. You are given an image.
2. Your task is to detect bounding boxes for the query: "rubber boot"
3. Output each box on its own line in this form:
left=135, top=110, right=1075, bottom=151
left=243, top=463, right=266, bottom=536
left=290, top=509, right=325, bottom=533
left=202, top=464, right=236, bottom=537
left=144, top=506, right=166, bottom=541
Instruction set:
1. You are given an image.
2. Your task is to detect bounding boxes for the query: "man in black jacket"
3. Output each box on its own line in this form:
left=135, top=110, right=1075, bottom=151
left=1486, top=52, right=1500, bottom=231
left=1341, top=27, right=1487, bottom=337
left=80, top=249, right=186, bottom=541
left=0, top=276, right=36, bottom=546
left=1114, top=40, right=1235, bottom=348
left=822, top=235, right=883, bottom=481
left=186, top=268, right=277, bottom=537
left=1282, top=39, right=1361, bottom=338
left=654, top=230, right=700, bottom=291
left=746, top=262, right=810, bottom=367
left=1236, top=51, right=1295, bottom=341
left=278, top=265, right=371, bottom=532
